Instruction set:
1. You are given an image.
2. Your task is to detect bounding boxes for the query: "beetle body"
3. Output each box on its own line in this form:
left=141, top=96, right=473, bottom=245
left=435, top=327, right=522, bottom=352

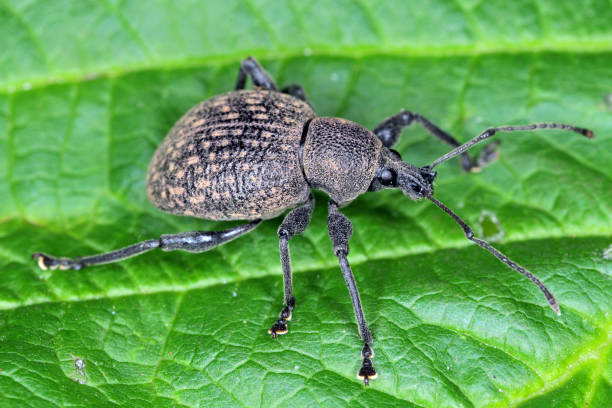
left=34, top=57, right=593, bottom=386
left=147, top=89, right=314, bottom=220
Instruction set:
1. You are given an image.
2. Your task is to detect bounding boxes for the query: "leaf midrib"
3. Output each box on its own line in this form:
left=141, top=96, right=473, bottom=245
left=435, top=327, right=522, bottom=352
left=506, top=334, right=612, bottom=408
left=2, top=231, right=609, bottom=312
left=2, top=43, right=612, bottom=95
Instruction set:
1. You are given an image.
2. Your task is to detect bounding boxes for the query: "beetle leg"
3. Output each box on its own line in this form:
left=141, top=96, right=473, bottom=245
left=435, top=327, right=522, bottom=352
left=327, top=201, right=377, bottom=385
left=269, top=194, right=315, bottom=338
left=281, top=84, right=307, bottom=101
left=281, top=84, right=315, bottom=110
left=235, top=56, right=277, bottom=91
left=373, top=110, right=499, bottom=172
left=33, top=220, right=261, bottom=271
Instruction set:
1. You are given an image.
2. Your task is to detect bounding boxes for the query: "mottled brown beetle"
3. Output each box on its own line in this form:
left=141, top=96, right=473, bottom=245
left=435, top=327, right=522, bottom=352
left=33, top=57, right=594, bottom=385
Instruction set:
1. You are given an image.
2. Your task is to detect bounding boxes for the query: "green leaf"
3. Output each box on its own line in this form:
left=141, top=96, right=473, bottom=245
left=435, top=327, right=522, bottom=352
left=1, top=1, right=611, bottom=407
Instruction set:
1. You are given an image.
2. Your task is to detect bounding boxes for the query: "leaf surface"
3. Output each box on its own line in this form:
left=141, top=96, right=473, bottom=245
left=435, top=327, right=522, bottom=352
left=1, top=1, right=611, bottom=407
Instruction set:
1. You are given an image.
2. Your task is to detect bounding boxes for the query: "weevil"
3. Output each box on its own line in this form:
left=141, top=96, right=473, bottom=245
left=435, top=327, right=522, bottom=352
left=33, top=57, right=594, bottom=385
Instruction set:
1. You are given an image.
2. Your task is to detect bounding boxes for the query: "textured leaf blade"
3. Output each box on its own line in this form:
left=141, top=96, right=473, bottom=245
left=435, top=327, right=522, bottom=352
left=1, top=1, right=612, bottom=407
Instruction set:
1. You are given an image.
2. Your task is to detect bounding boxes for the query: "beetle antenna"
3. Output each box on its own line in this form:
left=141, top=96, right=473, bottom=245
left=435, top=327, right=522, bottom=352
left=430, top=123, right=594, bottom=168
left=427, top=195, right=561, bottom=315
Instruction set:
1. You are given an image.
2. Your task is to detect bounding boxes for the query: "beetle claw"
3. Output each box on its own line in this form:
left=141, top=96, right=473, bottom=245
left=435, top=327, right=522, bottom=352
left=357, top=359, right=377, bottom=386
left=268, top=305, right=292, bottom=338
left=32, top=252, right=82, bottom=271
left=357, top=358, right=377, bottom=386
left=357, top=344, right=377, bottom=385
left=268, top=321, right=288, bottom=338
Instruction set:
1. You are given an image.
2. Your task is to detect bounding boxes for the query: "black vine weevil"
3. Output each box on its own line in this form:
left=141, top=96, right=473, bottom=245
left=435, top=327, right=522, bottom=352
left=33, top=57, right=594, bottom=385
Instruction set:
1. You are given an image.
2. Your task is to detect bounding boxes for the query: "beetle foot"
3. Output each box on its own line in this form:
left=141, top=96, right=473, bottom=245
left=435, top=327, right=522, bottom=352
left=268, top=306, right=292, bottom=338
left=32, top=253, right=83, bottom=271
left=357, top=343, right=377, bottom=386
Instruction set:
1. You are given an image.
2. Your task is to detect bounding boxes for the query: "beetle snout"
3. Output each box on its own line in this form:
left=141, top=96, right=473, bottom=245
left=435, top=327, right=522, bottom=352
left=419, top=166, right=437, bottom=184
left=396, top=164, right=434, bottom=200
left=399, top=180, right=433, bottom=199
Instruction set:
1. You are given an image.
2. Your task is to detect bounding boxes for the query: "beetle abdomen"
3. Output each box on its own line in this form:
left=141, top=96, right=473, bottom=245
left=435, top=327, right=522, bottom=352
left=147, top=90, right=315, bottom=220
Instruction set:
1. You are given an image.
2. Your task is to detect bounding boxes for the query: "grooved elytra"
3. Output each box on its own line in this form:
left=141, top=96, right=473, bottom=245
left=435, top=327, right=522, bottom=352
left=147, top=90, right=314, bottom=220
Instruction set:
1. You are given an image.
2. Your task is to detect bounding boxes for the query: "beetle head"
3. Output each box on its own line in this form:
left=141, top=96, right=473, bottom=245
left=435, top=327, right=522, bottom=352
left=368, top=147, right=436, bottom=200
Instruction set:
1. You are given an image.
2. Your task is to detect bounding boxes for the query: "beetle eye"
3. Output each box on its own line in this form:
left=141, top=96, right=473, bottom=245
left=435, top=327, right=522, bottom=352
left=379, top=169, right=396, bottom=186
